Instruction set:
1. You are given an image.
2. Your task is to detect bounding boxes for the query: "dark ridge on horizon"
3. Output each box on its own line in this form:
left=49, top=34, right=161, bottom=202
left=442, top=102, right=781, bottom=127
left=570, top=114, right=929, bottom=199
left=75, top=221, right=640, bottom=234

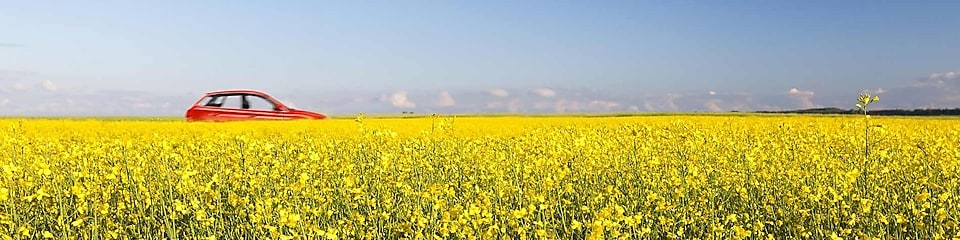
left=753, top=107, right=960, bottom=116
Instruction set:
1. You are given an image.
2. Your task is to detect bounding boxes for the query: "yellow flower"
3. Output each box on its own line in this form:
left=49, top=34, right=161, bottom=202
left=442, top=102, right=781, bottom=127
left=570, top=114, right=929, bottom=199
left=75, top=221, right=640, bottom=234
left=0, top=113, right=956, bottom=238
left=830, top=232, right=843, bottom=240
left=324, top=229, right=338, bottom=240
left=571, top=220, right=582, bottom=230
left=726, top=214, right=738, bottom=223
left=895, top=214, right=906, bottom=224
left=732, top=225, right=750, bottom=239
left=918, top=191, right=931, bottom=202
left=0, top=187, right=8, bottom=202
left=936, top=208, right=948, bottom=222
left=279, top=209, right=301, bottom=228
left=512, top=209, right=527, bottom=219
left=71, top=218, right=84, bottom=228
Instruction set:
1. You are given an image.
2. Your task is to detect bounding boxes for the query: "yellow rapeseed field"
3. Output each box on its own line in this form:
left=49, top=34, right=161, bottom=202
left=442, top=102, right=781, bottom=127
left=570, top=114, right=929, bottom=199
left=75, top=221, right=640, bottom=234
left=1, top=115, right=959, bottom=239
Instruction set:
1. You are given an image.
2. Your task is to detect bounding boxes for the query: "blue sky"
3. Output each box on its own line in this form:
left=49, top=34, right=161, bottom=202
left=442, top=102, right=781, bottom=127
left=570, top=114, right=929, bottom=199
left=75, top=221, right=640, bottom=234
left=2, top=0, right=959, bottom=115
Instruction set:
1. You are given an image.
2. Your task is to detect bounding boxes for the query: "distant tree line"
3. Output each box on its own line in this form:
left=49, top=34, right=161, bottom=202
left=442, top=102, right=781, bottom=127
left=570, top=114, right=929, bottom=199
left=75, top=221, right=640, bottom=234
left=754, top=107, right=960, bottom=116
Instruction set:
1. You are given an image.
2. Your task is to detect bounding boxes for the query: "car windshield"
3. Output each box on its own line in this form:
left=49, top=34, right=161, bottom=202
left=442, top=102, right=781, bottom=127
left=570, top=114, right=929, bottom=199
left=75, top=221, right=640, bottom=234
left=275, top=98, right=296, bottom=109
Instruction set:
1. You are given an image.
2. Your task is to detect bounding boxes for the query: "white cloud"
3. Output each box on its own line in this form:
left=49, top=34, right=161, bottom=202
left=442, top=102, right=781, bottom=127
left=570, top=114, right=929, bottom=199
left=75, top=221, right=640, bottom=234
left=507, top=99, right=521, bottom=112
left=4, top=80, right=58, bottom=92
left=643, top=102, right=656, bottom=111
left=786, top=88, right=818, bottom=109
left=132, top=102, right=153, bottom=109
left=530, top=88, right=556, bottom=97
left=533, top=101, right=552, bottom=109
left=943, top=72, right=960, bottom=79
left=861, top=70, right=960, bottom=109
left=642, top=93, right=680, bottom=111
left=548, top=99, right=622, bottom=113
left=489, top=89, right=509, bottom=98
left=486, top=99, right=523, bottom=112
left=0, top=90, right=210, bottom=116
left=12, top=77, right=960, bottom=115
left=704, top=99, right=724, bottom=112
left=919, top=70, right=960, bottom=87
left=11, top=82, right=28, bottom=91
left=40, top=80, right=57, bottom=91
left=557, top=100, right=582, bottom=112
left=553, top=99, right=574, bottom=113
left=588, top=100, right=620, bottom=111
left=382, top=91, right=416, bottom=108
left=0, top=98, right=8, bottom=106
left=436, top=91, right=456, bottom=107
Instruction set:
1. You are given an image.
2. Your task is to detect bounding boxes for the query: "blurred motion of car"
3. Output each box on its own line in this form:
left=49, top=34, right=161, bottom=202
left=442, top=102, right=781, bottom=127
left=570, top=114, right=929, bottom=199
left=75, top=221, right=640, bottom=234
left=185, top=89, right=327, bottom=122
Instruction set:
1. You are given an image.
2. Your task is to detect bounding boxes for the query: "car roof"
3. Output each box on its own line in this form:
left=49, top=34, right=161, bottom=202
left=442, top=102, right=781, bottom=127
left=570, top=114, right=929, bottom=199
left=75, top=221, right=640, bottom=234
left=204, top=89, right=271, bottom=96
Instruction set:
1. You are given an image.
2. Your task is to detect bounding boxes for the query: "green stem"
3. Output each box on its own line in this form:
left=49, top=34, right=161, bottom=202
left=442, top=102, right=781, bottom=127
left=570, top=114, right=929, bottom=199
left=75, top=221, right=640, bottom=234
left=863, top=109, right=869, bottom=159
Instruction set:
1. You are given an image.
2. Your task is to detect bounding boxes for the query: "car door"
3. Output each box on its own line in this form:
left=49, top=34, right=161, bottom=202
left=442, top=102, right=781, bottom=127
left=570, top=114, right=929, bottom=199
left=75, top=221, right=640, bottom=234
left=241, top=94, right=300, bottom=120
left=207, top=94, right=260, bottom=121
left=188, top=95, right=232, bottom=121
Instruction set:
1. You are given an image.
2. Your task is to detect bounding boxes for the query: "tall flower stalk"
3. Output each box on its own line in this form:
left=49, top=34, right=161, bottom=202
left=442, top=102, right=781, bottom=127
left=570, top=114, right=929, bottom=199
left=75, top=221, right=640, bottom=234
left=855, top=93, right=879, bottom=158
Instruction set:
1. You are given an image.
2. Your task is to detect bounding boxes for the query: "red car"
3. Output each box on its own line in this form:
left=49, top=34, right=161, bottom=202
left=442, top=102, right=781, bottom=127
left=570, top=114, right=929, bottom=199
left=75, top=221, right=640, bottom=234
left=185, top=89, right=327, bottom=122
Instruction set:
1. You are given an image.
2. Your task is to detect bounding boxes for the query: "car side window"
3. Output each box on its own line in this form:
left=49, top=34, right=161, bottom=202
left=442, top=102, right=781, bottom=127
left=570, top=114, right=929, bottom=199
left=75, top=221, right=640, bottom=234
left=199, top=93, right=278, bottom=110
left=203, top=96, right=224, bottom=107
left=245, top=95, right=278, bottom=111
left=218, top=95, right=243, bottom=109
